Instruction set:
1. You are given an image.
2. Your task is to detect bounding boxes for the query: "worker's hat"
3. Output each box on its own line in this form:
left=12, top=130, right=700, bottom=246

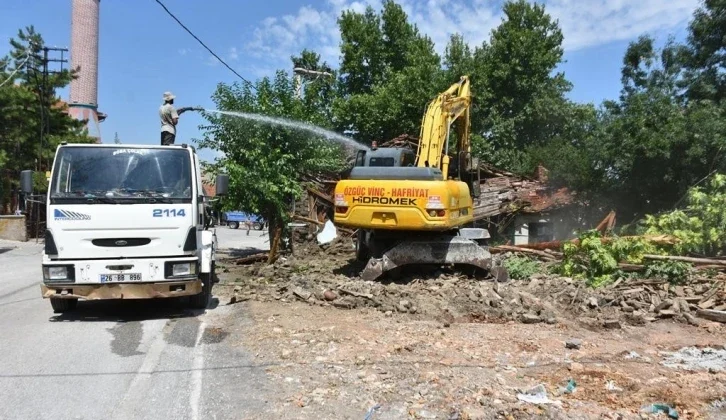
left=163, top=91, right=176, bottom=101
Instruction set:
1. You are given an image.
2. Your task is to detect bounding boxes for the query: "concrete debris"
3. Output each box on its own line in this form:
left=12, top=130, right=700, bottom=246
left=565, top=338, right=582, bottom=350
left=221, top=243, right=726, bottom=330
left=661, top=346, right=726, bottom=372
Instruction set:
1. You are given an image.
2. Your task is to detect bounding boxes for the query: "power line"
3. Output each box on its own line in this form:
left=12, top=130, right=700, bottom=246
left=153, top=0, right=255, bottom=90
left=0, top=51, right=31, bottom=88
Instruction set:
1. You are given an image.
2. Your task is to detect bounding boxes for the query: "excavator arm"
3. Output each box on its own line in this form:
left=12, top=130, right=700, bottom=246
left=416, top=76, right=472, bottom=179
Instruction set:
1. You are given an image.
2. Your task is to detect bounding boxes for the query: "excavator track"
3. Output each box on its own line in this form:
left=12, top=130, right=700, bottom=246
left=360, top=235, right=508, bottom=282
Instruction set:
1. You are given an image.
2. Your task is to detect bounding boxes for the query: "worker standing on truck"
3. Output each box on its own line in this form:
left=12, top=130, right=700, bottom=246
left=160, top=91, right=200, bottom=145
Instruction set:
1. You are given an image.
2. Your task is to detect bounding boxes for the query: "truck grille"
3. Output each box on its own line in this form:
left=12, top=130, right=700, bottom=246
left=91, top=238, right=151, bottom=247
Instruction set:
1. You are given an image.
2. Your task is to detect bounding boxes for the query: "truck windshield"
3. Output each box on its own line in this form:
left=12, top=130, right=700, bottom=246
left=50, top=147, right=193, bottom=204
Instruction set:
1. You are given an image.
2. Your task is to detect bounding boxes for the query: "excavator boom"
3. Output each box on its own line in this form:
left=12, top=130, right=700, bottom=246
left=416, top=76, right=471, bottom=177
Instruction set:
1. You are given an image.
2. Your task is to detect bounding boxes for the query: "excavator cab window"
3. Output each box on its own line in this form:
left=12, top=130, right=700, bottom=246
left=354, top=150, right=367, bottom=167
left=400, top=151, right=415, bottom=167
left=369, top=157, right=395, bottom=167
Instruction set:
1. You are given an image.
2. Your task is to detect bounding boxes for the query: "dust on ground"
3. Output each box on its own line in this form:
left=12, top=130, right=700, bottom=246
left=213, top=241, right=726, bottom=419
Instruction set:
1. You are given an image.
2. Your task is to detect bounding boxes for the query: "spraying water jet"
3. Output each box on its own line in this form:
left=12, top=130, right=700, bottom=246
left=204, top=109, right=370, bottom=152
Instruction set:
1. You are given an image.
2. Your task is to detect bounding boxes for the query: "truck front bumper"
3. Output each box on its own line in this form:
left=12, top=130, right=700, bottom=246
left=41, top=256, right=203, bottom=300
left=40, top=280, right=202, bottom=300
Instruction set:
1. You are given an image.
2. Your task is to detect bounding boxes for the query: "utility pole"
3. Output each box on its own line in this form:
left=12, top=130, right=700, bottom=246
left=38, top=46, right=69, bottom=172
left=292, top=67, right=333, bottom=99
left=29, top=44, right=68, bottom=241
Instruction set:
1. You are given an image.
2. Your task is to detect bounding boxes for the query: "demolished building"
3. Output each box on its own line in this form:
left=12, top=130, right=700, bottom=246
left=292, top=135, right=577, bottom=245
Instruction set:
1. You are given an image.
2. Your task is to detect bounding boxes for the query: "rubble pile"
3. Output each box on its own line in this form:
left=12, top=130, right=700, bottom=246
left=220, top=245, right=726, bottom=329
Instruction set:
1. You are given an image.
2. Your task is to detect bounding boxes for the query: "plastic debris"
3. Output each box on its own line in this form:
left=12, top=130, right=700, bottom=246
left=316, top=220, right=338, bottom=244
left=606, top=380, right=623, bottom=392
left=625, top=351, right=642, bottom=359
left=364, top=403, right=381, bottom=420
left=641, top=403, right=679, bottom=419
left=562, top=379, right=577, bottom=394
left=516, top=384, right=560, bottom=405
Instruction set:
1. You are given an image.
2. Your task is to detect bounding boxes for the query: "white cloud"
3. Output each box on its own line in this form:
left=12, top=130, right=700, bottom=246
left=178, top=48, right=190, bottom=56
left=546, top=0, right=699, bottom=50
left=228, top=47, right=239, bottom=61
left=243, top=0, right=699, bottom=71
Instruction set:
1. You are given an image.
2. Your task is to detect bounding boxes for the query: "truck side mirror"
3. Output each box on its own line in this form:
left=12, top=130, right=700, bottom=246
left=215, top=174, right=229, bottom=196
left=20, top=170, right=34, bottom=194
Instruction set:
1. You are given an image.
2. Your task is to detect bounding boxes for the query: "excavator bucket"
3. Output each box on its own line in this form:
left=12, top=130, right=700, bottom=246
left=360, top=236, right=508, bottom=282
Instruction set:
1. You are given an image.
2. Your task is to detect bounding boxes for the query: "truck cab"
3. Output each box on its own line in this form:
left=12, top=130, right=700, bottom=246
left=23, top=143, right=229, bottom=313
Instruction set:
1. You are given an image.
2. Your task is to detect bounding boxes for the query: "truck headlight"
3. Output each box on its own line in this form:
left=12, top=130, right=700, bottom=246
left=172, top=262, right=196, bottom=276
left=43, top=265, right=73, bottom=282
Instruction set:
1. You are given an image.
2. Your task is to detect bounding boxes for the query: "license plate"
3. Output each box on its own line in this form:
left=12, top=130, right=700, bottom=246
left=100, top=273, right=142, bottom=282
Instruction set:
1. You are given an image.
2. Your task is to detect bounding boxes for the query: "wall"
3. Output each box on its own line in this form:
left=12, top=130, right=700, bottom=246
left=0, top=215, right=27, bottom=242
left=512, top=209, right=579, bottom=245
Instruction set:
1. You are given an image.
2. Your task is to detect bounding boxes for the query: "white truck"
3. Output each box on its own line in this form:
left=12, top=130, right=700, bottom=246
left=21, top=142, right=229, bottom=313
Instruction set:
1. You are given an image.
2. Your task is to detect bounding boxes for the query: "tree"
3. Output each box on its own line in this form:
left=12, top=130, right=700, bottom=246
left=197, top=71, right=346, bottom=259
left=337, top=6, right=385, bottom=96
left=681, top=0, right=726, bottom=103
left=333, top=1, right=443, bottom=144
left=473, top=0, right=574, bottom=171
left=0, top=26, right=92, bottom=212
left=582, top=33, right=726, bottom=221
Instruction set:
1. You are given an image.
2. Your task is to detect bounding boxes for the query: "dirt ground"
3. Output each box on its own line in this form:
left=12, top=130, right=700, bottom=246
left=214, top=242, right=726, bottom=420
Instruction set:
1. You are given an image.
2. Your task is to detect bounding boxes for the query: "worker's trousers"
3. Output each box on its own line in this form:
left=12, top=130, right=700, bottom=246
left=161, top=131, right=176, bottom=146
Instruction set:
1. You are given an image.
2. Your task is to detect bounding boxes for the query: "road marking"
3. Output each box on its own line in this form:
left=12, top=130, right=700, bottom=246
left=190, top=321, right=206, bottom=420
left=110, top=320, right=170, bottom=420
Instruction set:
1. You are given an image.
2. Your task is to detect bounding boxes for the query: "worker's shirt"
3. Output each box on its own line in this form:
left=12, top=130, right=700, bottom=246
left=159, top=103, right=179, bottom=135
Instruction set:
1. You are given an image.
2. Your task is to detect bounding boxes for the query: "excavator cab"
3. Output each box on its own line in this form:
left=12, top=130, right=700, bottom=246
left=354, top=147, right=416, bottom=168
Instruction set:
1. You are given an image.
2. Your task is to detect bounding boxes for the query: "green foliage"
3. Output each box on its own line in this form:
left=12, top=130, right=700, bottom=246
left=557, top=230, right=658, bottom=287
left=681, top=0, right=726, bottom=103
left=502, top=256, right=542, bottom=280
left=0, top=26, right=93, bottom=210
left=333, top=0, right=443, bottom=145
left=643, top=173, right=726, bottom=256
left=477, top=0, right=571, bottom=158
left=644, top=261, right=692, bottom=284
left=565, top=1, right=726, bottom=220
left=197, top=69, right=346, bottom=238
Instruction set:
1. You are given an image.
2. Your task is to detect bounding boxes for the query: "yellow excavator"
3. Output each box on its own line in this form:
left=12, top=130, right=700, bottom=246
left=334, top=76, right=506, bottom=281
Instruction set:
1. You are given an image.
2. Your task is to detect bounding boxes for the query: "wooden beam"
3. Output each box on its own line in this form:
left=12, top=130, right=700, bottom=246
left=644, top=254, right=726, bottom=266
left=696, top=309, right=726, bottom=323
left=306, top=187, right=333, bottom=205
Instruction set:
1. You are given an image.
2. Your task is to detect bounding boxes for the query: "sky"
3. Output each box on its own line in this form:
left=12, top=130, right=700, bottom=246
left=0, top=0, right=701, bottom=162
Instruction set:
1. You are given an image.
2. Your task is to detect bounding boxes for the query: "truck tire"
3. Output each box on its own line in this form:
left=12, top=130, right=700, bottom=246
left=252, top=222, right=263, bottom=230
left=228, top=221, right=239, bottom=229
left=189, top=272, right=213, bottom=309
left=50, top=298, right=78, bottom=313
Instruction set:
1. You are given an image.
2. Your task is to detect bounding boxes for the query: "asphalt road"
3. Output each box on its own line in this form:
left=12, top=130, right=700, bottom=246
left=0, top=228, right=270, bottom=420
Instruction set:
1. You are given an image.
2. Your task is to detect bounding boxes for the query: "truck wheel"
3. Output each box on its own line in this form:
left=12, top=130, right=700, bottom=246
left=252, top=222, right=263, bottom=230
left=50, top=298, right=78, bottom=313
left=228, top=221, right=239, bottom=229
left=189, top=273, right=212, bottom=309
